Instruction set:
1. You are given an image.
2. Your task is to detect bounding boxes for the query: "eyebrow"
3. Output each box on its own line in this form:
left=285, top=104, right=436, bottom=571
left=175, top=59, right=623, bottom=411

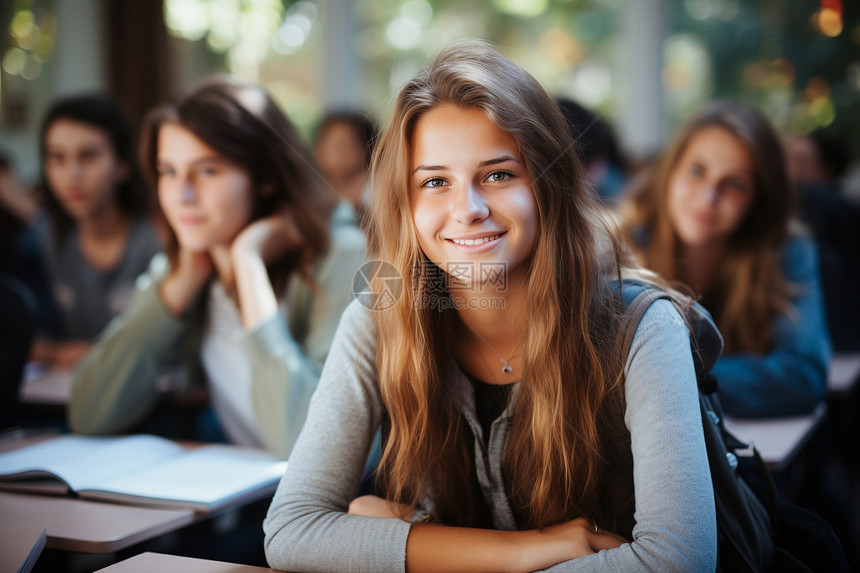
left=156, top=155, right=230, bottom=167
left=412, top=155, right=520, bottom=175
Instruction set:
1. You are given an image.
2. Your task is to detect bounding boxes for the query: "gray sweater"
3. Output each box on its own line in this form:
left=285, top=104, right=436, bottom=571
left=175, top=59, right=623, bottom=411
left=264, top=299, right=717, bottom=572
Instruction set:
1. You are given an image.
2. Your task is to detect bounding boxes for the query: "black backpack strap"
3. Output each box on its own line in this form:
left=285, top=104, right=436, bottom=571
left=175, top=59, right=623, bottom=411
left=615, top=284, right=672, bottom=364
left=615, top=282, right=777, bottom=572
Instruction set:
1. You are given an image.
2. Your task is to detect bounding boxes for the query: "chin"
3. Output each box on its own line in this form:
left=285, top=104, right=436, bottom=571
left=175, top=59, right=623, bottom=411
left=174, top=235, right=212, bottom=253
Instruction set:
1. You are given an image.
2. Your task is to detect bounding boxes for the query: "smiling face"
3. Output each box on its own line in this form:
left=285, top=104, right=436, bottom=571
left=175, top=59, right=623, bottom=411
left=156, top=123, right=255, bottom=252
left=410, top=104, right=538, bottom=288
left=44, top=119, right=127, bottom=221
left=667, top=126, right=757, bottom=250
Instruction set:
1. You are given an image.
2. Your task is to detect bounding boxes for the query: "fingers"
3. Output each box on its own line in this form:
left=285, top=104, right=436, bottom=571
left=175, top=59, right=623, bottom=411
left=588, top=527, right=627, bottom=552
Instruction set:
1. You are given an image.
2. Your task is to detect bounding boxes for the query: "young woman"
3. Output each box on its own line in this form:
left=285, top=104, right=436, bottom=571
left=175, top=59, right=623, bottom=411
left=620, top=101, right=830, bottom=418
left=264, top=41, right=717, bottom=572
left=313, top=111, right=378, bottom=212
left=33, top=95, right=162, bottom=368
left=68, top=78, right=366, bottom=459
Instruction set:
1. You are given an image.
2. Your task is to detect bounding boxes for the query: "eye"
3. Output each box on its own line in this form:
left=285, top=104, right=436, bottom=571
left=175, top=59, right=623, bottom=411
left=156, top=166, right=175, bottom=178
left=197, top=165, right=219, bottom=177
left=726, top=179, right=750, bottom=194
left=486, top=170, right=513, bottom=183
left=421, top=177, right=447, bottom=189
left=688, top=163, right=704, bottom=177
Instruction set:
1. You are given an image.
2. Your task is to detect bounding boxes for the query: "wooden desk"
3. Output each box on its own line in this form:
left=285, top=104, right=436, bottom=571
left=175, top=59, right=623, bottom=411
left=724, top=402, right=827, bottom=472
left=18, top=364, right=72, bottom=405
left=828, top=353, right=860, bottom=395
left=0, top=492, right=194, bottom=554
left=0, top=525, right=46, bottom=573
left=94, top=552, right=281, bottom=572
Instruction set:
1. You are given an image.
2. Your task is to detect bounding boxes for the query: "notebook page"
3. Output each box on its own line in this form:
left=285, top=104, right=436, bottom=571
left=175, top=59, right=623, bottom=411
left=0, top=435, right=182, bottom=492
left=86, top=445, right=287, bottom=510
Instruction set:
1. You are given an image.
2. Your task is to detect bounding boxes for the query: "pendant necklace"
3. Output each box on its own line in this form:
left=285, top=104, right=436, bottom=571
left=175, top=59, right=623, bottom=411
left=468, top=325, right=518, bottom=375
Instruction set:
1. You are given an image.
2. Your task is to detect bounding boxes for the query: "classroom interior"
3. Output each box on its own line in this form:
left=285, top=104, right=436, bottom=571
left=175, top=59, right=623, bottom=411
left=1, top=1, right=859, bottom=572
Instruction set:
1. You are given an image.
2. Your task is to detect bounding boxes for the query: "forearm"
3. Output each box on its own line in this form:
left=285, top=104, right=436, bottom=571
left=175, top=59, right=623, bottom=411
left=69, top=278, right=186, bottom=434
left=406, top=524, right=523, bottom=573
left=244, top=316, right=321, bottom=459
left=714, top=351, right=827, bottom=417
left=233, top=252, right=279, bottom=330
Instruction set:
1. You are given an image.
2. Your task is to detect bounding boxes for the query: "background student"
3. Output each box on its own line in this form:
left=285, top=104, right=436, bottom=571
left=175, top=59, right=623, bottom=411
left=32, top=94, right=162, bottom=369
left=313, top=110, right=378, bottom=214
left=784, top=129, right=860, bottom=352
left=620, top=101, right=830, bottom=418
left=264, top=40, right=716, bottom=572
left=69, top=78, right=366, bottom=459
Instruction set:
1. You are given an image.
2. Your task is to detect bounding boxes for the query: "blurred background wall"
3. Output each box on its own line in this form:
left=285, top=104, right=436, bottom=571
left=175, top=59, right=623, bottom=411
left=0, top=0, right=857, bottom=185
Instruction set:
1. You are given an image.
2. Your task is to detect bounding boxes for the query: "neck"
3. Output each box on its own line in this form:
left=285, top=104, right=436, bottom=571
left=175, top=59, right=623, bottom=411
left=677, top=241, right=726, bottom=294
left=332, top=173, right=367, bottom=209
left=452, top=269, right=529, bottom=360
left=76, top=202, right=128, bottom=240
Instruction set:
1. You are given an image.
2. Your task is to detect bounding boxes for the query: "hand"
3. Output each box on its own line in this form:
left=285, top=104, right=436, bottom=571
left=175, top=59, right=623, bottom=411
left=230, top=210, right=302, bottom=266
left=159, top=248, right=214, bottom=317
left=29, top=339, right=93, bottom=369
left=348, top=495, right=410, bottom=519
left=52, top=340, right=94, bottom=369
left=513, top=517, right=627, bottom=572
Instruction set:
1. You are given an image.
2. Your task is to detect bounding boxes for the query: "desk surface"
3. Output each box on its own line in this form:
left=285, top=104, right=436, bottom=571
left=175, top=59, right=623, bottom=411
left=95, top=552, right=281, bottom=572
left=724, top=402, right=827, bottom=472
left=0, top=525, right=46, bottom=573
left=829, top=353, right=860, bottom=395
left=18, top=364, right=72, bottom=405
left=0, top=492, right=194, bottom=554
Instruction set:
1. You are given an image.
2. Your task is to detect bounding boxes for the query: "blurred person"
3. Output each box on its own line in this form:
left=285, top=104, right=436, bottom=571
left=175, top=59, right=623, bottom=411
left=313, top=111, right=378, bottom=213
left=785, top=130, right=860, bottom=351
left=556, top=98, right=628, bottom=203
left=621, top=101, right=830, bottom=418
left=785, top=129, right=849, bottom=188
left=0, top=151, right=60, bottom=340
left=69, top=78, right=366, bottom=459
left=32, top=95, right=162, bottom=369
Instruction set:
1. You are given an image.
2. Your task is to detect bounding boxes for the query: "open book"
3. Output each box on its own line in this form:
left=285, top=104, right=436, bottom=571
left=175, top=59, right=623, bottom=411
left=0, top=435, right=287, bottom=512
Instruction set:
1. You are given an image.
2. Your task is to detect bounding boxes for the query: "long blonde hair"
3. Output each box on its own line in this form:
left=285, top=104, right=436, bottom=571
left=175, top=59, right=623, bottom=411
left=367, top=40, right=648, bottom=528
left=621, top=102, right=793, bottom=355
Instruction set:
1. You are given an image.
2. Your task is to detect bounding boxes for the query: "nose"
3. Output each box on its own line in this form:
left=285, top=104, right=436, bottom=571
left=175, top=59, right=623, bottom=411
left=701, top=182, right=720, bottom=207
left=69, top=159, right=84, bottom=181
left=451, top=183, right=489, bottom=225
left=180, top=180, right=197, bottom=205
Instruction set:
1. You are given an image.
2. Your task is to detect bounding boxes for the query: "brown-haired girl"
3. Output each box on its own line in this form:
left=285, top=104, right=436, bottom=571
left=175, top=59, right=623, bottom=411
left=264, top=40, right=716, bottom=572
left=68, top=78, right=365, bottom=459
left=620, top=101, right=830, bottom=418
left=33, top=94, right=162, bottom=368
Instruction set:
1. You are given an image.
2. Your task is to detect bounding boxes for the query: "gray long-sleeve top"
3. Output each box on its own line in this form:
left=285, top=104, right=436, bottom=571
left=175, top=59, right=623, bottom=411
left=263, top=298, right=717, bottom=572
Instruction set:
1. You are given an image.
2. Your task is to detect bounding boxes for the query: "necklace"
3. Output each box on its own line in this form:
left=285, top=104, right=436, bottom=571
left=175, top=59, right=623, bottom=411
left=467, top=325, right=518, bottom=374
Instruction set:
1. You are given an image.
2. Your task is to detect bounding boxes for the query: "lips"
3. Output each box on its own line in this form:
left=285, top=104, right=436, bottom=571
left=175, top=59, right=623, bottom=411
left=177, top=216, right=206, bottom=226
